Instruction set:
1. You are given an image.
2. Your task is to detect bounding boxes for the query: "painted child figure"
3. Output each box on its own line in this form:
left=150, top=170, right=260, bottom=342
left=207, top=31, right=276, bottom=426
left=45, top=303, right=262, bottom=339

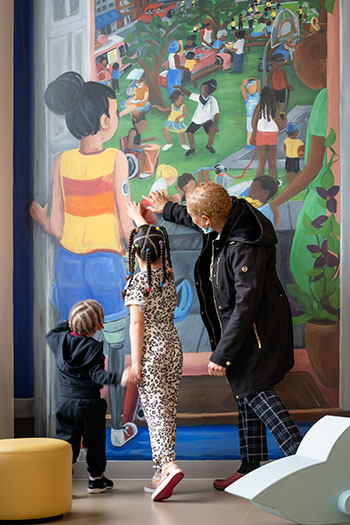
left=267, top=53, right=294, bottom=117
left=122, top=206, right=184, bottom=502
left=47, top=300, right=129, bottom=493
left=183, top=51, right=199, bottom=86
left=111, top=62, right=120, bottom=94
left=241, top=77, right=261, bottom=148
left=152, top=90, right=189, bottom=151
left=231, top=30, right=246, bottom=74
left=283, top=122, right=305, bottom=184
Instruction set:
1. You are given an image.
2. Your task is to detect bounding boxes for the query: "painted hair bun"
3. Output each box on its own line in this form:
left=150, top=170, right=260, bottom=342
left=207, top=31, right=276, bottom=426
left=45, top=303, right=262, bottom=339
left=45, top=71, right=84, bottom=115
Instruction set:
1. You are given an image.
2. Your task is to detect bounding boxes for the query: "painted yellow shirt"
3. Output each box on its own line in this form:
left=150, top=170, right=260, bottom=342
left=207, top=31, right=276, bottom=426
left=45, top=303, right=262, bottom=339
left=59, top=148, right=124, bottom=255
left=284, top=138, right=304, bottom=158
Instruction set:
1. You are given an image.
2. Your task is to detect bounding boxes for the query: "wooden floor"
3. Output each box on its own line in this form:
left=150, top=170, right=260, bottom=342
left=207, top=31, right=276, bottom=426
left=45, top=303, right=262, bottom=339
left=30, top=480, right=293, bottom=525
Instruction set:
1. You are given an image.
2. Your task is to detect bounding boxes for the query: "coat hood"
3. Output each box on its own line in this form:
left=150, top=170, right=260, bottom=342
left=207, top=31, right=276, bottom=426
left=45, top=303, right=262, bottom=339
left=220, top=197, right=277, bottom=246
left=47, top=324, right=102, bottom=372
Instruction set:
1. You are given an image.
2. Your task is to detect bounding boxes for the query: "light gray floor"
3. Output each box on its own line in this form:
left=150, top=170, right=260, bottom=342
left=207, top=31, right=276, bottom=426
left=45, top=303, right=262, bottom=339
left=48, top=480, right=293, bottom=525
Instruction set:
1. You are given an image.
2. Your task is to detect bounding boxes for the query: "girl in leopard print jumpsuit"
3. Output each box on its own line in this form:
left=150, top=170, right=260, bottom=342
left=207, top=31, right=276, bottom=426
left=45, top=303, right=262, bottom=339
left=123, top=219, right=184, bottom=502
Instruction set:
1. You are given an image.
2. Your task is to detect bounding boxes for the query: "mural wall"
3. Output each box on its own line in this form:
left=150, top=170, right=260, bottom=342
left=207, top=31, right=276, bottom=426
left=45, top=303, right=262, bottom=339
left=28, top=0, right=340, bottom=458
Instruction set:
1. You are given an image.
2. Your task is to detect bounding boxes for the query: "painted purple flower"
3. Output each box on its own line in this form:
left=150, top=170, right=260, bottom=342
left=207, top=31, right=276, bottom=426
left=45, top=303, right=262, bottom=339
left=316, top=186, right=339, bottom=213
left=311, top=215, right=328, bottom=228
left=306, top=244, right=321, bottom=254
left=289, top=302, right=304, bottom=317
left=323, top=305, right=340, bottom=316
left=314, top=240, right=338, bottom=268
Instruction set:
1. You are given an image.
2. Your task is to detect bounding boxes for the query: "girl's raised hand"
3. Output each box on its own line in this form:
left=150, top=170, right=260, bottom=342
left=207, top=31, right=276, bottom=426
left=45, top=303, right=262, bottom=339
left=126, top=201, right=146, bottom=226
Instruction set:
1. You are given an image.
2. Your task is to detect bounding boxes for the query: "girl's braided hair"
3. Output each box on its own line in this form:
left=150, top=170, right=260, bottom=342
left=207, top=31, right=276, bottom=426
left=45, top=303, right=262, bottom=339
left=258, top=86, right=276, bottom=122
left=122, top=224, right=173, bottom=298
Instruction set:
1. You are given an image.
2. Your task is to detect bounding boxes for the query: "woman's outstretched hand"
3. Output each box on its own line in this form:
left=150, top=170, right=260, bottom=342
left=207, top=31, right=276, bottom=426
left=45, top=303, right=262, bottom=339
left=143, top=190, right=170, bottom=214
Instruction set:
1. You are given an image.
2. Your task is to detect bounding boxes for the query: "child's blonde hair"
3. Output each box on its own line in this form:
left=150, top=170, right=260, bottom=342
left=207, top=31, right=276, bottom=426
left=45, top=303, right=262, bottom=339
left=68, top=300, right=104, bottom=337
left=156, top=164, right=178, bottom=181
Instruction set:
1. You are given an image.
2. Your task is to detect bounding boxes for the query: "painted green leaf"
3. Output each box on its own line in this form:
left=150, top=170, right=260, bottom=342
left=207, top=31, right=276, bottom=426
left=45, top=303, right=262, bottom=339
left=287, top=284, right=302, bottom=300
left=299, top=290, right=313, bottom=308
left=330, top=214, right=341, bottom=236
left=292, top=314, right=309, bottom=326
left=313, top=278, right=326, bottom=301
left=324, top=0, right=336, bottom=14
left=325, top=128, right=337, bottom=148
left=320, top=217, right=332, bottom=239
left=328, top=233, right=340, bottom=255
left=306, top=269, right=323, bottom=278
left=325, top=266, right=336, bottom=281
left=327, top=277, right=339, bottom=296
left=318, top=197, right=327, bottom=209
left=331, top=288, right=340, bottom=309
left=320, top=309, right=338, bottom=322
left=321, top=168, right=334, bottom=190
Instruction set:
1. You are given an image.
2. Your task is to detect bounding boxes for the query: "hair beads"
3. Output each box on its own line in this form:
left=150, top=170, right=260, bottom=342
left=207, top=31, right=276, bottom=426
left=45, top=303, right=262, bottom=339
left=121, top=224, right=172, bottom=298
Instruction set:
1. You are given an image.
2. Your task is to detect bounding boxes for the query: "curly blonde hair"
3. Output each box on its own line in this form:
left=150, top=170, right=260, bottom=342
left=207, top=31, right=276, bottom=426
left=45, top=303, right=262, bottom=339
left=186, top=182, right=232, bottom=220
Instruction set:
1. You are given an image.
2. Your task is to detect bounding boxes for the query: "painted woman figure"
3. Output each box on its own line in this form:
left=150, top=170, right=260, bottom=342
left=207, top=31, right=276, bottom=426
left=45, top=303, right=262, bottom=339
left=269, top=33, right=328, bottom=291
left=30, top=72, right=137, bottom=448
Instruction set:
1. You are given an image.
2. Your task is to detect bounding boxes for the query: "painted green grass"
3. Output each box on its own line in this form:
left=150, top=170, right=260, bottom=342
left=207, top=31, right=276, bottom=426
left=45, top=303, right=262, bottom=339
left=106, top=44, right=317, bottom=202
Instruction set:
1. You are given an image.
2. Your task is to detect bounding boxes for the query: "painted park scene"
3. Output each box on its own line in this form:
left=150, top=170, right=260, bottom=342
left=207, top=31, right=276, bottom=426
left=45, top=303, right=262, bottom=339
left=30, top=0, right=340, bottom=462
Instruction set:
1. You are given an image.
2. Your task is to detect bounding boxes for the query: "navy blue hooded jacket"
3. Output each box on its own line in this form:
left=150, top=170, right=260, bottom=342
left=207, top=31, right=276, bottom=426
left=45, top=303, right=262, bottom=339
left=47, top=321, right=118, bottom=399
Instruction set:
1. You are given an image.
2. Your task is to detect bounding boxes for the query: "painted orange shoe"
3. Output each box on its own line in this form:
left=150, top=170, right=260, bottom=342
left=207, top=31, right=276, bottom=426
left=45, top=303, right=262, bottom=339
left=213, top=471, right=245, bottom=491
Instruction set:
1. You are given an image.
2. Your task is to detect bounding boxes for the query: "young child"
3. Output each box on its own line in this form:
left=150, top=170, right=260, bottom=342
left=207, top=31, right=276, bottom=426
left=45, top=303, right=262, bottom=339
left=153, top=90, right=189, bottom=151
left=211, top=29, right=228, bottom=53
left=283, top=121, right=305, bottom=184
left=250, top=86, right=286, bottom=179
left=241, top=77, right=261, bottom=148
left=175, top=79, right=220, bottom=156
left=112, top=62, right=120, bottom=94
left=231, top=30, right=245, bottom=74
left=267, top=53, right=294, bottom=116
left=244, top=175, right=280, bottom=223
left=122, top=211, right=184, bottom=502
left=47, top=300, right=129, bottom=493
left=149, top=163, right=178, bottom=195
left=183, top=51, right=199, bottom=85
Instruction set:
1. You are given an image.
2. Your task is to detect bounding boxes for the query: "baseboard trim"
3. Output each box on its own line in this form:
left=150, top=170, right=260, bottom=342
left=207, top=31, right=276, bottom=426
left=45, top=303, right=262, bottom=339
left=73, top=459, right=241, bottom=480
left=14, top=398, right=34, bottom=419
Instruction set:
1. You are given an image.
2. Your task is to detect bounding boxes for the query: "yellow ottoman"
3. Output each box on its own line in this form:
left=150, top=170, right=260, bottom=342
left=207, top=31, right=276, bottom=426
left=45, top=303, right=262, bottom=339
left=0, top=438, right=72, bottom=521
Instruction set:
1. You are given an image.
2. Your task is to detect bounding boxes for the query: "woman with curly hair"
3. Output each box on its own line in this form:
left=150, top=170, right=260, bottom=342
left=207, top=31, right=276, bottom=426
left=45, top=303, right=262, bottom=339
left=146, top=181, right=302, bottom=490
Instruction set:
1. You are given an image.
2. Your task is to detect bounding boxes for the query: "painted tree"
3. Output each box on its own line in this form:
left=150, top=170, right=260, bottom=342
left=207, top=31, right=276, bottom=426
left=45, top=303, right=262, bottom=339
left=185, top=0, right=244, bottom=33
left=125, top=14, right=192, bottom=106
left=124, top=0, right=243, bottom=106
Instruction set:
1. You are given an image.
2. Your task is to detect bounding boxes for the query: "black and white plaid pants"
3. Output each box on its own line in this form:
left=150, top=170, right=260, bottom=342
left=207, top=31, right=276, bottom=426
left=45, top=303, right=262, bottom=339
left=237, top=389, right=303, bottom=463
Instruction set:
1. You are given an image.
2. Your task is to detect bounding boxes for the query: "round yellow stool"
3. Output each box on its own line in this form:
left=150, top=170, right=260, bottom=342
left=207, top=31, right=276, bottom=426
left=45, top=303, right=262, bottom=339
left=0, top=438, right=72, bottom=521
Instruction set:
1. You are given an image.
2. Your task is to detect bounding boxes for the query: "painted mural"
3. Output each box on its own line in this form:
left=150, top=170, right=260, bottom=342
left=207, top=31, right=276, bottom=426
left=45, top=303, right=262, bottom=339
left=30, top=0, right=340, bottom=460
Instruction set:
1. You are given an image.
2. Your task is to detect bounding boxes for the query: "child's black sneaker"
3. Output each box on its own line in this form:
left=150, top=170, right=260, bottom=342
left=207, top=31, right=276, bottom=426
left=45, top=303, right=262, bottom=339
left=88, top=475, right=114, bottom=493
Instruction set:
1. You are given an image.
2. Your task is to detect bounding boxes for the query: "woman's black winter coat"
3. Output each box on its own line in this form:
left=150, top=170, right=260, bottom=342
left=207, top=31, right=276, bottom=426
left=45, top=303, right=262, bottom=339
left=163, top=197, right=294, bottom=399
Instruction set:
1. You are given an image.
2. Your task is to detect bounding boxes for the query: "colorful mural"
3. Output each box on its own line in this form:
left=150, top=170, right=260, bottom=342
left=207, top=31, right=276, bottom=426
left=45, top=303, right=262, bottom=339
left=29, top=0, right=340, bottom=459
